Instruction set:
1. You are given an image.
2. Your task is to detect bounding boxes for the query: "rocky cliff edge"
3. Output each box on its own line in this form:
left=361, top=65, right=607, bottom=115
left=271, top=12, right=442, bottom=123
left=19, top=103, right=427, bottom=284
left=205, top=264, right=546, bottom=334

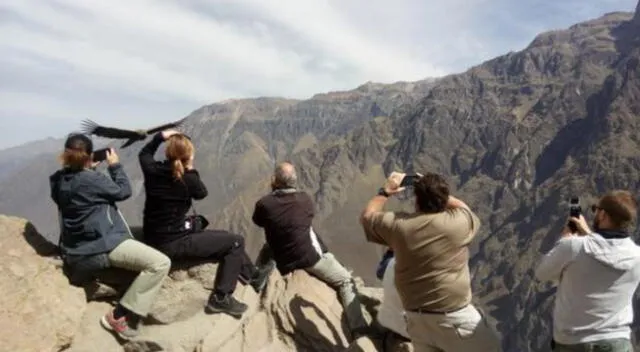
left=0, top=214, right=412, bottom=352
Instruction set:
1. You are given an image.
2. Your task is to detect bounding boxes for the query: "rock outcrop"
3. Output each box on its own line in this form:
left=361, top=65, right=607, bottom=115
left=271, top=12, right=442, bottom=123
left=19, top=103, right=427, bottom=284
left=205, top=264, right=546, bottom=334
left=2, top=4, right=639, bottom=352
left=0, top=215, right=412, bottom=352
left=0, top=215, right=86, bottom=352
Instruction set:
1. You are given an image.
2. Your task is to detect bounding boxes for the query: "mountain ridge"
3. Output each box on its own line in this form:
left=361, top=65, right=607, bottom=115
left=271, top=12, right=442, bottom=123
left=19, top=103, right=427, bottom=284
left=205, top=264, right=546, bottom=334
left=0, top=5, right=639, bottom=352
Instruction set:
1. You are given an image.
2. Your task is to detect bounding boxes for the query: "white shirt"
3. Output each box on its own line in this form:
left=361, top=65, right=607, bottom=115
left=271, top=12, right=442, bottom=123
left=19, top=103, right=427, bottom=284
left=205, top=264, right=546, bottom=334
left=535, top=233, right=640, bottom=344
left=377, top=258, right=410, bottom=339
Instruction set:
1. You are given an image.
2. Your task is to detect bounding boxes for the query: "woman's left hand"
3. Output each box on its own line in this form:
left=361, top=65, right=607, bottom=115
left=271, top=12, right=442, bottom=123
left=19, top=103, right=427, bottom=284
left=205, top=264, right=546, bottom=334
left=162, top=129, right=181, bottom=140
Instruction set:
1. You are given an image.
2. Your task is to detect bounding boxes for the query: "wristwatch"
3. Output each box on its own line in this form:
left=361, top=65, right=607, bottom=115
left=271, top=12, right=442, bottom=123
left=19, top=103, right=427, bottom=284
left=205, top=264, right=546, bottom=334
left=377, top=187, right=390, bottom=197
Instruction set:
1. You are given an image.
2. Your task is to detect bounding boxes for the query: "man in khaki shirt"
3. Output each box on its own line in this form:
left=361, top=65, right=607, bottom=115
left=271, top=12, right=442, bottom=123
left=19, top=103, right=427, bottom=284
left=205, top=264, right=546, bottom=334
left=360, top=171, right=500, bottom=352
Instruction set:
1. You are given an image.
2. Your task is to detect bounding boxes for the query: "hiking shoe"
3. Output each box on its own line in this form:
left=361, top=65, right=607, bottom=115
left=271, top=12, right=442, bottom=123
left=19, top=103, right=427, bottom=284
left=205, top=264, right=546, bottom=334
left=100, top=309, right=139, bottom=340
left=250, top=261, right=275, bottom=293
left=351, top=326, right=371, bottom=340
left=238, top=273, right=251, bottom=285
left=205, top=294, right=248, bottom=319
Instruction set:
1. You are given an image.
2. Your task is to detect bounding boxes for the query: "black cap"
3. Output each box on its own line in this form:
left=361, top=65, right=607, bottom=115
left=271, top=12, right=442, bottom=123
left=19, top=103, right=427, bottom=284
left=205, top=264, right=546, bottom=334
left=64, top=133, right=93, bottom=154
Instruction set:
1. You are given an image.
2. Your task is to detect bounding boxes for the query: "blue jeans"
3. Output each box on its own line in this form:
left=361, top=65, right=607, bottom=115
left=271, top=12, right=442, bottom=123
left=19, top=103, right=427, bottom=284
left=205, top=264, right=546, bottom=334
left=553, top=338, right=632, bottom=352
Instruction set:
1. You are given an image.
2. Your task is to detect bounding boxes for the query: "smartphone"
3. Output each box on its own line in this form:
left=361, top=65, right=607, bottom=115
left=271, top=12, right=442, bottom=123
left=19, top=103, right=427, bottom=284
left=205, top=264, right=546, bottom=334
left=400, top=174, right=420, bottom=187
left=568, top=197, right=581, bottom=232
left=569, top=197, right=581, bottom=217
left=92, top=148, right=109, bottom=162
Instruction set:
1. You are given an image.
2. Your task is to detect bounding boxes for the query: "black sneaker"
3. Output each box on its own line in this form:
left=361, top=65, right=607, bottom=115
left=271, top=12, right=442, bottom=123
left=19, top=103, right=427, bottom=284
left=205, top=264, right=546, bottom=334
left=205, top=294, right=248, bottom=319
left=351, top=326, right=370, bottom=340
left=250, top=261, right=275, bottom=293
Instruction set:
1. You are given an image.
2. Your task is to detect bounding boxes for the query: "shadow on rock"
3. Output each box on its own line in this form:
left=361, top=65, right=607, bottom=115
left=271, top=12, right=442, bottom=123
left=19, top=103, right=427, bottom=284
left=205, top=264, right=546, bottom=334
left=23, top=221, right=59, bottom=256
left=289, top=295, right=344, bottom=352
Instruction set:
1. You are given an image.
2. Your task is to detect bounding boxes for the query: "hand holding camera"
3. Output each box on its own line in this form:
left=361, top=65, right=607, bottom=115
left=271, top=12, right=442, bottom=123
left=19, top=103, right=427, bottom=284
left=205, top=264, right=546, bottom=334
left=565, top=197, right=591, bottom=236
left=567, top=215, right=591, bottom=235
left=105, top=148, right=119, bottom=165
left=92, top=147, right=119, bottom=166
left=382, top=171, right=405, bottom=195
left=381, top=171, right=422, bottom=196
left=161, top=129, right=181, bottom=140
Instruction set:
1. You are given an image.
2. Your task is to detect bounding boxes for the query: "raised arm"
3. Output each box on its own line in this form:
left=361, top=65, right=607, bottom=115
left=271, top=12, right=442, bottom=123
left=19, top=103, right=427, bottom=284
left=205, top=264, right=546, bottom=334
left=360, top=172, right=404, bottom=224
left=535, top=236, right=582, bottom=282
left=183, top=169, right=208, bottom=200
left=138, top=132, right=164, bottom=174
left=93, top=162, right=132, bottom=202
left=252, top=200, right=266, bottom=228
left=446, top=195, right=471, bottom=211
left=49, top=170, right=63, bottom=206
left=360, top=172, right=405, bottom=246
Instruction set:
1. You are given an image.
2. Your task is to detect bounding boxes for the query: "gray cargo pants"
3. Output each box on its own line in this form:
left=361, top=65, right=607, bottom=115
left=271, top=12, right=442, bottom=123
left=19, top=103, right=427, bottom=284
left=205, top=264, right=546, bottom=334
left=108, top=239, right=171, bottom=316
left=305, top=252, right=368, bottom=333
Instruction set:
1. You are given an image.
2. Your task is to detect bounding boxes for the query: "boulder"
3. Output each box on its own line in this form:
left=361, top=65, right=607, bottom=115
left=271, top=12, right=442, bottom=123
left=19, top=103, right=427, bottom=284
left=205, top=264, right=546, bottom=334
left=0, top=214, right=413, bottom=352
left=0, top=215, right=86, bottom=352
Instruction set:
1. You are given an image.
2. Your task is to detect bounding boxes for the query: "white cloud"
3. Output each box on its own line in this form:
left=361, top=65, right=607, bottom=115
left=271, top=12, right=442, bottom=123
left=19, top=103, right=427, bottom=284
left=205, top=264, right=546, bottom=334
left=0, top=0, right=637, bottom=149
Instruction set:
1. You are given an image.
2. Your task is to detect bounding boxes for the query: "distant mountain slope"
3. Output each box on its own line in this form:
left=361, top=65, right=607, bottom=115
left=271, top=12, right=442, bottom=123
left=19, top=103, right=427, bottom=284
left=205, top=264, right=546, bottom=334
left=0, top=3, right=638, bottom=351
left=0, top=138, right=61, bottom=182
left=0, top=79, right=437, bottom=283
left=378, top=8, right=640, bottom=352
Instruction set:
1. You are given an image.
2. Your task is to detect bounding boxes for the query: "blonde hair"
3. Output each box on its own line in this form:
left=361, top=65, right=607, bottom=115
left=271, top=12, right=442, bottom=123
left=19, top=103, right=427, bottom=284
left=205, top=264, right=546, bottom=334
left=165, top=135, right=194, bottom=180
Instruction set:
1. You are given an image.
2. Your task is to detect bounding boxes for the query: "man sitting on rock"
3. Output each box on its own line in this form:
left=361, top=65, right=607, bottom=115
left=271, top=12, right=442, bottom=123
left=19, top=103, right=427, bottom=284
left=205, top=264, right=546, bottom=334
left=360, top=171, right=501, bottom=352
left=251, top=162, right=369, bottom=338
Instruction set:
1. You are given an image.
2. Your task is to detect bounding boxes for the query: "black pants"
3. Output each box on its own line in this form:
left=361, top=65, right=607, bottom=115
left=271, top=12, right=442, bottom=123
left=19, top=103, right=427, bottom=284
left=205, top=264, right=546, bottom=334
left=157, top=230, right=255, bottom=295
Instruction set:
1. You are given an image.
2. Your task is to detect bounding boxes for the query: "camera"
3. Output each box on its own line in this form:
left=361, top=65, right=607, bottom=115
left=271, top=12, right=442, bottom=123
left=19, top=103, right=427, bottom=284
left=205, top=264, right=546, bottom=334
left=400, top=174, right=420, bottom=188
left=568, top=197, right=581, bottom=232
left=92, top=148, right=109, bottom=162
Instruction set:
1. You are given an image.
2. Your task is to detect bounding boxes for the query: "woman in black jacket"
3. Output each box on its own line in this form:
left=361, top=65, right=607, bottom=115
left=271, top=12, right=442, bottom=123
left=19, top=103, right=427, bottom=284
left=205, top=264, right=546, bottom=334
left=138, top=129, right=270, bottom=319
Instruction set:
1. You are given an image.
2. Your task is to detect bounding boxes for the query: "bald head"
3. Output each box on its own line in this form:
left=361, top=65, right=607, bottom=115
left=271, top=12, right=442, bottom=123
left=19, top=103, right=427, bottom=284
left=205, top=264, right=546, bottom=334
left=273, top=162, right=297, bottom=189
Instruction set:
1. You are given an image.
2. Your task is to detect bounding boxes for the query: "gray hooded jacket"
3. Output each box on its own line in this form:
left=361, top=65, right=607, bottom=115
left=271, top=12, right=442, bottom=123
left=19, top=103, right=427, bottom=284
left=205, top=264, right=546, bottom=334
left=535, top=231, right=640, bottom=344
left=50, top=163, right=133, bottom=257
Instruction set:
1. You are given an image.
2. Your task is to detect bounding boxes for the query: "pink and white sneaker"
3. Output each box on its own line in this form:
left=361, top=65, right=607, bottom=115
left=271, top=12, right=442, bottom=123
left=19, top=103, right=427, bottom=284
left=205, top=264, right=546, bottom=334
left=100, top=309, right=139, bottom=340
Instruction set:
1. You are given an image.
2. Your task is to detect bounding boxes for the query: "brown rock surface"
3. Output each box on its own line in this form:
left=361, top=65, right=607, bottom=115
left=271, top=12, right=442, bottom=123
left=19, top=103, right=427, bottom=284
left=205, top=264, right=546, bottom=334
left=0, top=215, right=410, bottom=352
left=0, top=215, right=86, bottom=352
left=4, top=6, right=638, bottom=352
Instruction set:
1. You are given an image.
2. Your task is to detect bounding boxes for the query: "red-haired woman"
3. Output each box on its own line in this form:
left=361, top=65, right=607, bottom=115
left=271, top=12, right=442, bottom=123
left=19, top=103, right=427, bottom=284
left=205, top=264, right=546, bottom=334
left=138, top=129, right=271, bottom=319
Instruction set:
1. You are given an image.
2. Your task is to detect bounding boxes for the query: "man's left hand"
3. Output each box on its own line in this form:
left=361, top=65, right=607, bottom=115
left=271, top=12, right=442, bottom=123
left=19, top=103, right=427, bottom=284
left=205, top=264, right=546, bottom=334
left=383, top=172, right=406, bottom=196
left=568, top=215, right=591, bottom=235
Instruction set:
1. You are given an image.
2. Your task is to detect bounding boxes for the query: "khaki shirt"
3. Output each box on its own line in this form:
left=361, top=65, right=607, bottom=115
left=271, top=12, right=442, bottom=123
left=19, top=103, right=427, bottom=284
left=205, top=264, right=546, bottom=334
left=362, top=207, right=480, bottom=311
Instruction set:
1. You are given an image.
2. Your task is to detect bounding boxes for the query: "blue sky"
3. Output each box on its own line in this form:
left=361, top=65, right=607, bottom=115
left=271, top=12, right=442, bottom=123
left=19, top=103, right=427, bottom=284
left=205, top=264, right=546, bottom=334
left=0, top=0, right=637, bottom=149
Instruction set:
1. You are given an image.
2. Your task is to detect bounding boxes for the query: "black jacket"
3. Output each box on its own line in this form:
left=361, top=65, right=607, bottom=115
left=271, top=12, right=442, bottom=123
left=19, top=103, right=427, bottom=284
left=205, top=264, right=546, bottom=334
left=139, top=133, right=208, bottom=246
left=49, top=163, right=133, bottom=256
left=252, top=188, right=328, bottom=275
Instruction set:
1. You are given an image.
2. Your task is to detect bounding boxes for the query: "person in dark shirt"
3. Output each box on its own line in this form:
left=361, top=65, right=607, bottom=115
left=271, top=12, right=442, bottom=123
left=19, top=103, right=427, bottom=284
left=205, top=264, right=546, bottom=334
left=50, top=133, right=170, bottom=341
left=252, top=162, right=369, bottom=338
left=139, top=129, right=271, bottom=319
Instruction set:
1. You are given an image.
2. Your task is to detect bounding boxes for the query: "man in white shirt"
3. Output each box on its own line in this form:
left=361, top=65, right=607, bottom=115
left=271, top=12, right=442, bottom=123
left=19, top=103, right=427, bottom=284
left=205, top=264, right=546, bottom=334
left=376, top=249, right=410, bottom=340
left=535, top=190, right=640, bottom=352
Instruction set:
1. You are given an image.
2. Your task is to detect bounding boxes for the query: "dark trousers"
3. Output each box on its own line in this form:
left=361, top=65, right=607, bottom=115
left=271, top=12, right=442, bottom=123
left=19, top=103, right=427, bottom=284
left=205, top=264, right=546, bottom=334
left=157, top=230, right=255, bottom=295
left=552, top=338, right=632, bottom=352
